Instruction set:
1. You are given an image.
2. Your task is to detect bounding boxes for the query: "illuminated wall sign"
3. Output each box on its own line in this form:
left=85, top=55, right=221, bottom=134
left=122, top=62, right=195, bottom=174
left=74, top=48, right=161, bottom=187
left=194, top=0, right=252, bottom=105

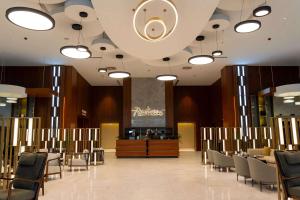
left=132, top=106, right=165, bottom=117
left=131, top=78, right=166, bottom=127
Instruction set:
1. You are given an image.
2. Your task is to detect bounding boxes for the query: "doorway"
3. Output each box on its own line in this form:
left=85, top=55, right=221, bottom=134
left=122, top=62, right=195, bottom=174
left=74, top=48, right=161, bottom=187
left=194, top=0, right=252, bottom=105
left=100, top=123, right=119, bottom=152
left=177, top=123, right=196, bottom=151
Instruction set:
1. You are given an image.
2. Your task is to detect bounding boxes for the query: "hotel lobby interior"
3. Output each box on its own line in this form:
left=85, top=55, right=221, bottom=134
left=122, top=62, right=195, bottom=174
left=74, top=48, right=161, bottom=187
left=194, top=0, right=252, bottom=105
left=0, top=0, right=300, bottom=199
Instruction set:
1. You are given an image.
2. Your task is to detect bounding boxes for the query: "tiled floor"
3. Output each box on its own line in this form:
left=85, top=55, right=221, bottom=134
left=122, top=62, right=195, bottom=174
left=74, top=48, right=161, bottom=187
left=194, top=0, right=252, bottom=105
left=40, top=152, right=277, bottom=200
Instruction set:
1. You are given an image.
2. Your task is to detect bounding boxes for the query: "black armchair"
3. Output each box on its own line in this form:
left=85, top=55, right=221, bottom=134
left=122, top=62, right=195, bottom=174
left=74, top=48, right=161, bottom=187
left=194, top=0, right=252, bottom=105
left=0, top=152, right=47, bottom=200
left=275, top=150, right=300, bottom=200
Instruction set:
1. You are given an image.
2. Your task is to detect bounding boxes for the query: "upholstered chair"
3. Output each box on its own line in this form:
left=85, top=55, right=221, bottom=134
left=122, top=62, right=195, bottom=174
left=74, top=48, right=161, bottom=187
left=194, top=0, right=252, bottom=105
left=212, top=151, right=235, bottom=171
left=275, top=151, right=300, bottom=199
left=39, top=149, right=62, bottom=182
left=206, top=149, right=214, bottom=165
left=233, top=155, right=251, bottom=184
left=247, top=157, right=277, bottom=191
left=68, top=149, right=90, bottom=170
left=0, top=152, right=47, bottom=200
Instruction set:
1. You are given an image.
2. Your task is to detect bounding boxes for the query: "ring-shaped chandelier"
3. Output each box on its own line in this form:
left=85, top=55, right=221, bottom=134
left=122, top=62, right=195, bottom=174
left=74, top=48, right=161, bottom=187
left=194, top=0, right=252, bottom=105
left=133, top=0, right=178, bottom=42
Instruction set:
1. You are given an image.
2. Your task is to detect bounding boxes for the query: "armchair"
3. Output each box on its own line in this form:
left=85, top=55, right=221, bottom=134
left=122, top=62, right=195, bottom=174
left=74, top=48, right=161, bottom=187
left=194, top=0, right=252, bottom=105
left=0, top=152, right=47, bottom=200
left=68, top=149, right=90, bottom=170
left=247, top=157, right=276, bottom=191
left=39, top=149, right=62, bottom=182
left=275, top=150, right=300, bottom=199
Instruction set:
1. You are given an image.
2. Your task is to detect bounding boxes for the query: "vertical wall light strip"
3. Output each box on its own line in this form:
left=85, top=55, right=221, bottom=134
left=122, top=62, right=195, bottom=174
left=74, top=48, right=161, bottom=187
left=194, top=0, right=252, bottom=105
left=278, top=118, right=285, bottom=145
left=236, top=66, right=249, bottom=137
left=13, top=118, right=19, bottom=146
left=51, top=66, right=61, bottom=137
left=291, top=118, right=298, bottom=145
left=27, top=118, right=33, bottom=146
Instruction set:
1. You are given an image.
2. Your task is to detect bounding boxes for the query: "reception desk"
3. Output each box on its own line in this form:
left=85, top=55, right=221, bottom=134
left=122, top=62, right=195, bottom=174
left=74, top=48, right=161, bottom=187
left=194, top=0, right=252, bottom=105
left=116, top=139, right=179, bottom=158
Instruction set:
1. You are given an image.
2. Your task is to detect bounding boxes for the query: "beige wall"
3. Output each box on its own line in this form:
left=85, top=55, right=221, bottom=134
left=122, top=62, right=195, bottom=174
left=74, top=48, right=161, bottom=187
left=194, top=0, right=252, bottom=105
left=100, top=123, right=119, bottom=150
left=178, top=123, right=196, bottom=150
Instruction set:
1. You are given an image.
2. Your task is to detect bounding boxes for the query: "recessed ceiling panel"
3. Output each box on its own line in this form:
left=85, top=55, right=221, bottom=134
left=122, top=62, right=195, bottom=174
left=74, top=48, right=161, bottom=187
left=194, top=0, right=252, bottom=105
left=91, top=0, right=220, bottom=60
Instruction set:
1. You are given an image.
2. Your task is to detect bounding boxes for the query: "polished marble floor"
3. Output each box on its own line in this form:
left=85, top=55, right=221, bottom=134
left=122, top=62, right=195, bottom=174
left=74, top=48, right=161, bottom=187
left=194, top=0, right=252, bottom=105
left=40, top=152, right=277, bottom=200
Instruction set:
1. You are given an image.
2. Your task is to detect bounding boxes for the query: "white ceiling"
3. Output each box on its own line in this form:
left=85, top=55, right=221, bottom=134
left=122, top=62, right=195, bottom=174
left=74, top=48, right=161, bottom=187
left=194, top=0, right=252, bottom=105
left=0, top=0, right=300, bottom=86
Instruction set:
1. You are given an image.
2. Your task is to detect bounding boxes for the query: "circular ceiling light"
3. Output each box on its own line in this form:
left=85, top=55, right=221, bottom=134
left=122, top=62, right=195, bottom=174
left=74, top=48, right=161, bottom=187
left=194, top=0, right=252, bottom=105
left=284, top=99, right=294, bottom=104
left=133, top=0, right=178, bottom=42
left=188, top=55, right=214, bottom=65
left=0, top=103, right=6, bottom=107
left=283, top=96, right=295, bottom=100
left=295, top=102, right=300, bottom=106
left=108, top=71, right=131, bottom=79
left=253, top=5, right=271, bottom=17
left=234, top=20, right=261, bottom=33
left=6, top=7, right=55, bottom=31
left=60, top=46, right=91, bottom=59
left=156, top=74, right=177, bottom=81
left=212, top=50, right=223, bottom=57
left=98, top=68, right=107, bottom=73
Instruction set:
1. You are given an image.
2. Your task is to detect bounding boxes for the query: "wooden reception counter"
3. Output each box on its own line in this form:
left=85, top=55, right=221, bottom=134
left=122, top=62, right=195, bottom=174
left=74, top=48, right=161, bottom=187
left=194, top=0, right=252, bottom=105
left=116, top=139, right=179, bottom=158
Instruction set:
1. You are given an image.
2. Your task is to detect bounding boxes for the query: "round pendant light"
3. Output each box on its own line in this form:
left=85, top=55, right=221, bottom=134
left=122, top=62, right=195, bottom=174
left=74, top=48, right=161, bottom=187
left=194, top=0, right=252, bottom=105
left=156, top=74, right=177, bottom=81
left=253, top=5, right=271, bottom=17
left=0, top=84, right=27, bottom=98
left=60, top=45, right=91, bottom=59
left=6, top=7, right=55, bottom=31
left=188, top=55, right=214, bottom=65
left=108, top=71, right=131, bottom=79
left=234, top=20, right=261, bottom=33
left=212, top=50, right=223, bottom=57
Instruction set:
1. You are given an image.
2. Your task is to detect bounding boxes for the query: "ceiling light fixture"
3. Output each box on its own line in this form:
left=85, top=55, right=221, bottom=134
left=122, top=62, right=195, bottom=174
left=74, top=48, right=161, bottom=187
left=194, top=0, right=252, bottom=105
left=212, top=24, right=223, bottom=57
left=98, top=68, right=107, bottom=73
left=0, top=84, right=27, bottom=99
left=108, top=71, right=131, bottom=79
left=60, top=45, right=91, bottom=59
left=157, top=57, right=177, bottom=81
left=0, top=103, right=6, bottom=107
left=234, top=0, right=261, bottom=33
left=6, top=7, right=55, bottom=31
left=188, top=35, right=214, bottom=65
left=60, top=13, right=91, bottom=59
left=188, top=55, right=214, bottom=65
left=156, top=75, right=177, bottom=81
left=234, top=20, right=261, bottom=33
left=133, top=0, right=178, bottom=42
left=283, top=99, right=294, bottom=104
left=295, top=102, right=300, bottom=106
left=253, top=5, right=271, bottom=17
left=283, top=96, right=295, bottom=100
left=108, top=54, right=131, bottom=79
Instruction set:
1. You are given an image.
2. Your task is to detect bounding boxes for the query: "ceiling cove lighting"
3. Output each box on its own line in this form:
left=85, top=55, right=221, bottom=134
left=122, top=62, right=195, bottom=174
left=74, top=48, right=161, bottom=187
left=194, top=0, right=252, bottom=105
left=108, top=71, right=131, bottom=79
left=188, top=55, right=214, bottom=65
left=60, top=45, right=91, bottom=59
left=6, top=7, right=55, bottom=31
left=156, top=74, right=177, bottom=81
left=234, top=20, right=261, bottom=33
left=253, top=5, right=271, bottom=17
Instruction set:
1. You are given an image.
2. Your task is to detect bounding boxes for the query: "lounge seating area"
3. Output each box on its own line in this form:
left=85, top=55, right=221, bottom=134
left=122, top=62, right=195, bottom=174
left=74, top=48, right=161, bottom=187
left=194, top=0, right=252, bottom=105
left=207, top=149, right=277, bottom=192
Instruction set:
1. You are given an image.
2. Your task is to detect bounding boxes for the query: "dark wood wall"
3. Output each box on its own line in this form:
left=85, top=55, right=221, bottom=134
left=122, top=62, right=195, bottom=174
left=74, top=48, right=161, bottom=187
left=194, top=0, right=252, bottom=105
left=60, top=66, right=92, bottom=128
left=174, top=85, right=222, bottom=150
left=1, top=66, right=52, bottom=128
left=248, top=66, right=300, bottom=95
left=90, top=86, right=123, bottom=133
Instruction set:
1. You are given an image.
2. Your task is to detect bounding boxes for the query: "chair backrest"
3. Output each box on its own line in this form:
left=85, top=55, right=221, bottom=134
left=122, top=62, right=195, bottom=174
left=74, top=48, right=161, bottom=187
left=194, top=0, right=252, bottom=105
left=275, top=151, right=300, bottom=193
left=247, top=157, right=276, bottom=183
left=14, top=152, right=47, bottom=192
left=233, top=155, right=250, bottom=178
left=207, top=149, right=214, bottom=164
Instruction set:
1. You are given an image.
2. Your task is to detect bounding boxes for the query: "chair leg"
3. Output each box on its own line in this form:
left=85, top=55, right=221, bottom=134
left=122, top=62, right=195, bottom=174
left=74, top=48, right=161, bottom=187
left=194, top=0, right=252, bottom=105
left=244, top=177, right=246, bottom=184
left=260, top=182, right=263, bottom=192
left=42, top=180, right=45, bottom=196
left=237, top=174, right=238, bottom=181
left=60, top=171, right=62, bottom=179
left=251, top=179, right=254, bottom=187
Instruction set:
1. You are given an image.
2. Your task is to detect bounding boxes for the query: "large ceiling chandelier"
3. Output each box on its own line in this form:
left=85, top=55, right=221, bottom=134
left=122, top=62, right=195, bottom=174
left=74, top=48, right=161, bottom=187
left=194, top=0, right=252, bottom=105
left=133, top=0, right=178, bottom=42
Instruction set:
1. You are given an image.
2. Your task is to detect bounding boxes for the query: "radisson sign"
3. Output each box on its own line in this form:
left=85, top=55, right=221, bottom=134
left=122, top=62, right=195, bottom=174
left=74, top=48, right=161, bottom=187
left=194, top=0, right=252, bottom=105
left=132, top=106, right=165, bottom=117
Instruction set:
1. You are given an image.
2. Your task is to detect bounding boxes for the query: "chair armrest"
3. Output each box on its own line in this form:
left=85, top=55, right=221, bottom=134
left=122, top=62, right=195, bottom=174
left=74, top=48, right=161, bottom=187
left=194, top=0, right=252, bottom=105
left=282, top=176, right=300, bottom=181
left=47, top=157, right=60, bottom=162
left=7, top=178, right=43, bottom=199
